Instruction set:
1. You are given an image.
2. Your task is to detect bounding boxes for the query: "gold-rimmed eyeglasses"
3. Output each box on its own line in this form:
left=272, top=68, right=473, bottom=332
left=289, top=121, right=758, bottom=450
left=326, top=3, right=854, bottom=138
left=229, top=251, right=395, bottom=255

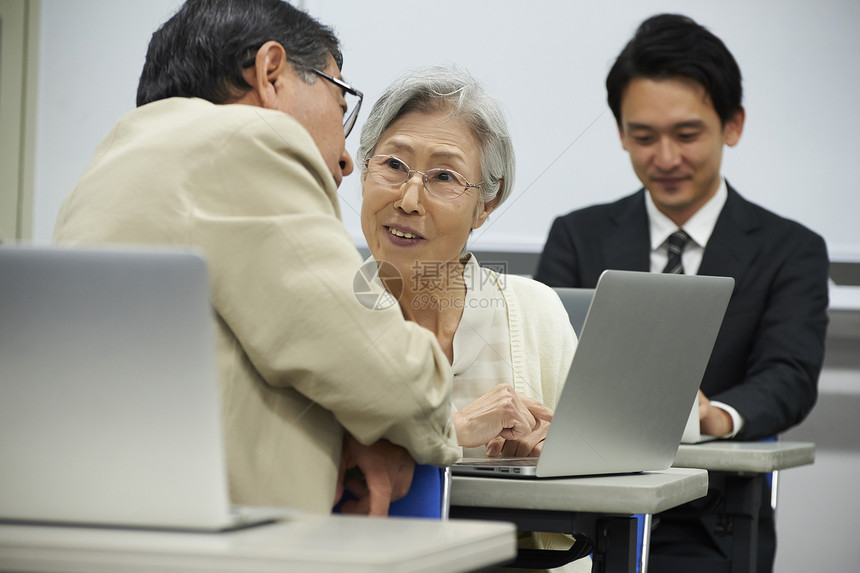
left=365, top=155, right=483, bottom=201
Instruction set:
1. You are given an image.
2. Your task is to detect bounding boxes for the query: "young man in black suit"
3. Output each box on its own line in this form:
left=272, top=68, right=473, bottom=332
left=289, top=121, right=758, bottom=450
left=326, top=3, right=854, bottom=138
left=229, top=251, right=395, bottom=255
left=534, top=13, right=829, bottom=573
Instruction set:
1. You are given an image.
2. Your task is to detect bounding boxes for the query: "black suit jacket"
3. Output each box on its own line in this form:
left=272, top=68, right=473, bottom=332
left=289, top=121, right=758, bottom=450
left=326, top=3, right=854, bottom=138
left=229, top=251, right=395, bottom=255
left=534, top=184, right=829, bottom=440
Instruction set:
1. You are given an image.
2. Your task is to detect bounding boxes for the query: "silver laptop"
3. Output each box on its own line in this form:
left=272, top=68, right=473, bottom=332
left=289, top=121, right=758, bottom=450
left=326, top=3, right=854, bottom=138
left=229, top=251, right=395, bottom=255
left=453, top=270, right=733, bottom=478
left=0, top=246, right=285, bottom=531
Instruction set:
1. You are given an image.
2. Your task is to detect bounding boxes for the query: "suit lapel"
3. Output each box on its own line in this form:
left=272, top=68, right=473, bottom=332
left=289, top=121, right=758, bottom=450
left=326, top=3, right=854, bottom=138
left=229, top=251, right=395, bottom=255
left=699, top=183, right=761, bottom=279
left=605, top=189, right=650, bottom=272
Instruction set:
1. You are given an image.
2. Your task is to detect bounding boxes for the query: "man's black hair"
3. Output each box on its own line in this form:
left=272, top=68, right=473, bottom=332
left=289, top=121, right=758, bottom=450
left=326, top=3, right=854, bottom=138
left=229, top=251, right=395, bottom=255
left=606, top=13, right=743, bottom=127
left=136, top=0, right=341, bottom=107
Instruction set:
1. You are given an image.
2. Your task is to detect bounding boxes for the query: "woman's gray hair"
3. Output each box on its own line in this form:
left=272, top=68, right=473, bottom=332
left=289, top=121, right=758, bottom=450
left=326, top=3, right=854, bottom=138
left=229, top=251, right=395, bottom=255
left=357, top=66, right=515, bottom=207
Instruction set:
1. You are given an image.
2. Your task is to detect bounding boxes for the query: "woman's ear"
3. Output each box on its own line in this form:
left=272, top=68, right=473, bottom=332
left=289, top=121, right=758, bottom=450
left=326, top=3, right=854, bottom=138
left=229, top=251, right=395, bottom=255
left=472, top=195, right=499, bottom=230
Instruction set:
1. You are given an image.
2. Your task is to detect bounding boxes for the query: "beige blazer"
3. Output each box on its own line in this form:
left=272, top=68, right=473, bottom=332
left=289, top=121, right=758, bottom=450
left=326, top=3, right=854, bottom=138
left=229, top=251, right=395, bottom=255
left=53, top=98, right=459, bottom=513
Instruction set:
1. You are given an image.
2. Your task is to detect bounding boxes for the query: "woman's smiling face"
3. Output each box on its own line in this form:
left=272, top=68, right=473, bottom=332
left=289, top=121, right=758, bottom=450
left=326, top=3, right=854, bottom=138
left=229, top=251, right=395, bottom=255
left=361, top=109, right=495, bottom=282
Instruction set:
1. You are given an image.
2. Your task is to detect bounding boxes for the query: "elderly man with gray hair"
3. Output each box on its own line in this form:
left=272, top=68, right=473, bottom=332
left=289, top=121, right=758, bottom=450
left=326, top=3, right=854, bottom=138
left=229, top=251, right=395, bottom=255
left=53, top=0, right=534, bottom=518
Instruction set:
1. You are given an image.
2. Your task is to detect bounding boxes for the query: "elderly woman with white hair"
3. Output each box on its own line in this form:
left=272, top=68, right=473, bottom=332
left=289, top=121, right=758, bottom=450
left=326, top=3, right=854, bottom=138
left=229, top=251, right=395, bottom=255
left=354, top=66, right=585, bottom=570
left=358, top=65, right=576, bottom=458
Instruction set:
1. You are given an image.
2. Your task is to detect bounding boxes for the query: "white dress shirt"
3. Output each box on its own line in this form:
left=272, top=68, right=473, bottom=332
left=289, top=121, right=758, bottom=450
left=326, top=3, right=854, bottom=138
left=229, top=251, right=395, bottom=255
left=644, top=178, right=744, bottom=438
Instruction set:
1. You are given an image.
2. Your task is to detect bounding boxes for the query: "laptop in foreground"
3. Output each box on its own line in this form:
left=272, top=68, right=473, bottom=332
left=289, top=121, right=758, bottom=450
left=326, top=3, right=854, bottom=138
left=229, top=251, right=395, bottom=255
left=453, top=270, right=733, bottom=478
left=0, top=246, right=284, bottom=531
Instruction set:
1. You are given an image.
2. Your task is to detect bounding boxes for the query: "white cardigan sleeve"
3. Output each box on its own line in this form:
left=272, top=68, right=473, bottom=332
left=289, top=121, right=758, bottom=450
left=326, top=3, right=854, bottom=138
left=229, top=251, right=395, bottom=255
left=492, top=272, right=577, bottom=408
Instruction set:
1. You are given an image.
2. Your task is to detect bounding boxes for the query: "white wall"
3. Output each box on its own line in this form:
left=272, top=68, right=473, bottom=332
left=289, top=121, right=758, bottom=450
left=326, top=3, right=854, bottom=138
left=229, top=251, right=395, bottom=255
left=308, top=0, right=860, bottom=260
left=32, top=0, right=182, bottom=241
left=33, top=0, right=860, bottom=262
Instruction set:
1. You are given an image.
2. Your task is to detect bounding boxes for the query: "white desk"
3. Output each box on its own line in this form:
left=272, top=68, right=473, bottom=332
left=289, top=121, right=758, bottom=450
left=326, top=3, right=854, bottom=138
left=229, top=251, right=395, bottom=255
left=0, top=513, right=517, bottom=573
left=451, top=467, right=707, bottom=515
left=653, top=441, right=817, bottom=573
left=674, top=440, right=815, bottom=473
left=450, top=468, right=708, bottom=572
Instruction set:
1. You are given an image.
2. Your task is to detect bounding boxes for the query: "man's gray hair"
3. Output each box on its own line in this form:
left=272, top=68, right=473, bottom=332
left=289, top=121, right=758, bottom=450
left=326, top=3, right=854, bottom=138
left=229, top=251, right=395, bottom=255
left=357, top=66, right=515, bottom=207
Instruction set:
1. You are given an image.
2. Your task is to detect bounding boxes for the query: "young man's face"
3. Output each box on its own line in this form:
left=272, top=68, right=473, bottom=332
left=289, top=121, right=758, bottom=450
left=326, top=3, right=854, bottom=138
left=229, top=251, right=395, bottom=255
left=618, top=76, right=744, bottom=225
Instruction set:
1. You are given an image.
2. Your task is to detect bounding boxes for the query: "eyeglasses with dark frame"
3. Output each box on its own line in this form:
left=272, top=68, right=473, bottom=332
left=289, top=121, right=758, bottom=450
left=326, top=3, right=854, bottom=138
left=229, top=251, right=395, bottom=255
left=240, top=54, right=363, bottom=138
left=365, top=155, right=484, bottom=201
left=308, top=68, right=363, bottom=138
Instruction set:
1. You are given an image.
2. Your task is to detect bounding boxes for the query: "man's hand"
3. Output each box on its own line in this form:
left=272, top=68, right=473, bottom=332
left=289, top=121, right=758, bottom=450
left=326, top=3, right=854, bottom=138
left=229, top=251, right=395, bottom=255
left=486, top=396, right=554, bottom=457
left=451, top=384, right=537, bottom=448
left=698, top=389, right=734, bottom=437
left=335, top=433, right=415, bottom=517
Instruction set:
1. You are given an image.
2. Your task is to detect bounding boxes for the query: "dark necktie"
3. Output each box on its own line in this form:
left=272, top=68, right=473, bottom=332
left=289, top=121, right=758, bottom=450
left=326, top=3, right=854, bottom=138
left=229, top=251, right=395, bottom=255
left=663, top=230, right=690, bottom=274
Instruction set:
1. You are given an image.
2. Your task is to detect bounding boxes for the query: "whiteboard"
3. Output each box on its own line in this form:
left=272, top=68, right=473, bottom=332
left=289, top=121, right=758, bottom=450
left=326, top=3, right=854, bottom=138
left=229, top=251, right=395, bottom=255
left=32, top=0, right=860, bottom=260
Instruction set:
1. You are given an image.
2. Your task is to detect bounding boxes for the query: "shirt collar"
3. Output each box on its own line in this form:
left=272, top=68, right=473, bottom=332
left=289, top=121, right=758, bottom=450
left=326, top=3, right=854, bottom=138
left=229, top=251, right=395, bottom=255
left=646, top=178, right=727, bottom=250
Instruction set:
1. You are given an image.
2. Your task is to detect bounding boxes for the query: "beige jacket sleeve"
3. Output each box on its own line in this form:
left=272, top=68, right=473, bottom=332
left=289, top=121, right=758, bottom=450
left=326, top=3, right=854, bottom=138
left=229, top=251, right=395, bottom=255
left=190, top=108, right=460, bottom=464
left=54, top=100, right=459, bottom=467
